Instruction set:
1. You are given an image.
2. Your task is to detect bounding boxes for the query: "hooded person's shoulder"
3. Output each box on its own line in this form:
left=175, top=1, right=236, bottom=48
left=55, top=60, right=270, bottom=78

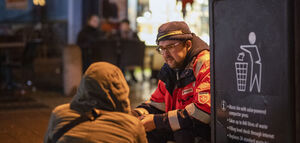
left=53, top=104, right=69, bottom=111
left=99, top=111, right=142, bottom=125
left=95, top=111, right=146, bottom=138
left=100, top=112, right=143, bottom=128
left=52, top=103, right=80, bottom=118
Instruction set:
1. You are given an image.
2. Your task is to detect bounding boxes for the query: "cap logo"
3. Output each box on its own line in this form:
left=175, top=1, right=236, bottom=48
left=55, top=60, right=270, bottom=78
left=157, top=30, right=183, bottom=41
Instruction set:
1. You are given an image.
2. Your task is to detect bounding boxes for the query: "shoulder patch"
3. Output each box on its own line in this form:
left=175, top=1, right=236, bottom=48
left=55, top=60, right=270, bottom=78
left=198, top=92, right=210, bottom=104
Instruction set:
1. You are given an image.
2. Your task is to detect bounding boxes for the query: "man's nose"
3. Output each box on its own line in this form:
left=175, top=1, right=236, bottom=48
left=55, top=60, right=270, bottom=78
left=162, top=50, right=170, bottom=56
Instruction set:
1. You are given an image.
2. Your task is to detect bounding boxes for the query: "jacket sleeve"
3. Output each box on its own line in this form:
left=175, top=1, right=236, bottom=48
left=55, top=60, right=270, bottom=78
left=133, top=80, right=166, bottom=116
left=44, top=111, right=57, bottom=143
left=192, top=51, right=211, bottom=114
left=154, top=51, right=211, bottom=131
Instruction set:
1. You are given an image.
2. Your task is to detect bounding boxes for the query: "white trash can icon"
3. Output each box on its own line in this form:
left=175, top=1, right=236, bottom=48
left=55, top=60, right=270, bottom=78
left=235, top=62, right=248, bottom=91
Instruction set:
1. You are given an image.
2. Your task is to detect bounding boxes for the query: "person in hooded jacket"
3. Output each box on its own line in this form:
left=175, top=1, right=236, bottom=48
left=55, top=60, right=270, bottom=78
left=44, top=62, right=147, bottom=143
left=131, top=21, right=211, bottom=143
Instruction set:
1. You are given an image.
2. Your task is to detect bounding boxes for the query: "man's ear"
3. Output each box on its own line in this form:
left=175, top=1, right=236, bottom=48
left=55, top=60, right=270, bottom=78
left=185, top=40, right=192, bottom=50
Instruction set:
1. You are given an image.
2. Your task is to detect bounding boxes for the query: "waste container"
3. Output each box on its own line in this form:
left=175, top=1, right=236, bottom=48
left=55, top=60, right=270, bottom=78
left=209, top=0, right=300, bottom=142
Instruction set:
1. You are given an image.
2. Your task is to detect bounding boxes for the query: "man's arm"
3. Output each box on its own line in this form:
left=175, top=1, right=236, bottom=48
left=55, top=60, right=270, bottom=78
left=132, top=80, right=166, bottom=117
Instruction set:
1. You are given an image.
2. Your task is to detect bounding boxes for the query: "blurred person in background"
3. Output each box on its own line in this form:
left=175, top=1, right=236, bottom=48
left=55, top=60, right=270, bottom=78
left=77, top=15, right=105, bottom=73
left=116, top=19, right=139, bottom=40
left=115, top=19, right=140, bottom=83
left=44, top=62, right=147, bottom=143
left=131, top=21, right=211, bottom=143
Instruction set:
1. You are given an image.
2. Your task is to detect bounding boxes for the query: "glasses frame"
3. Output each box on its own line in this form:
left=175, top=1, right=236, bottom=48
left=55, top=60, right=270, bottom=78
left=156, top=41, right=185, bottom=55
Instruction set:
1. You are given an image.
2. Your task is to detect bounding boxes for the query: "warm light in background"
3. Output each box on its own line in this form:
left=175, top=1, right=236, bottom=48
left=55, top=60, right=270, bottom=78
left=135, top=0, right=209, bottom=46
left=33, top=0, right=45, bottom=6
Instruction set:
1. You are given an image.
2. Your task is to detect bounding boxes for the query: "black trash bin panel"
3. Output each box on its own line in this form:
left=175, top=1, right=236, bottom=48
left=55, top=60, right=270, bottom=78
left=210, top=0, right=297, bottom=142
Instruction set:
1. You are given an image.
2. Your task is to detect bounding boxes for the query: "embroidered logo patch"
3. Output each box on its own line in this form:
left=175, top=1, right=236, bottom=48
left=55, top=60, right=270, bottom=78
left=198, top=92, right=209, bottom=104
left=182, top=88, right=193, bottom=95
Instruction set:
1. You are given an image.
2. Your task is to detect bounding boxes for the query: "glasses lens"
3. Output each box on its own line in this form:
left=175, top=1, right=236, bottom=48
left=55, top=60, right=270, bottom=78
left=156, top=47, right=162, bottom=54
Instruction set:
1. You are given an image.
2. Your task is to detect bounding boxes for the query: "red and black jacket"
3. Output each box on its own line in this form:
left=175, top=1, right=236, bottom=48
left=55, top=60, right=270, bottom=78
left=134, top=35, right=210, bottom=132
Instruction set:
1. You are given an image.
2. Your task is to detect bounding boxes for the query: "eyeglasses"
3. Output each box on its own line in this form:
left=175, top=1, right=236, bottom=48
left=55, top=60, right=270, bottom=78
left=156, top=42, right=182, bottom=55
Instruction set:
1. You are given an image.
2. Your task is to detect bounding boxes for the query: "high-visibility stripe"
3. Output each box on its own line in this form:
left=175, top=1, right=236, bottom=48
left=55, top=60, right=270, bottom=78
left=185, top=103, right=210, bottom=124
left=168, top=110, right=180, bottom=131
left=134, top=108, right=149, bottom=115
left=195, top=61, right=203, bottom=77
left=145, top=100, right=166, bottom=111
left=194, top=51, right=209, bottom=77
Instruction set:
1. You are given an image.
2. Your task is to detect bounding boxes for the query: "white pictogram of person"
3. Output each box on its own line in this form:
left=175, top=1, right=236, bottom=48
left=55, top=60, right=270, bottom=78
left=236, top=32, right=262, bottom=93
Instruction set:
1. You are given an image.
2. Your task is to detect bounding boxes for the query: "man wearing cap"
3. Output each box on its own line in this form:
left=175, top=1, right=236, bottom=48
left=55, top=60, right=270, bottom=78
left=132, top=21, right=211, bottom=143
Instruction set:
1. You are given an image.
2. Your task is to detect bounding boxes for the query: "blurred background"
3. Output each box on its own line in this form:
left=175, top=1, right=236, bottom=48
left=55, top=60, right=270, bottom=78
left=0, top=0, right=209, bottom=94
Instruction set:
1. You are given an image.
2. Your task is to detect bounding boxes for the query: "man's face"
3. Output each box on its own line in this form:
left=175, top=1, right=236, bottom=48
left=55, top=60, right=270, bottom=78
left=158, top=40, right=190, bottom=69
left=88, top=16, right=100, bottom=28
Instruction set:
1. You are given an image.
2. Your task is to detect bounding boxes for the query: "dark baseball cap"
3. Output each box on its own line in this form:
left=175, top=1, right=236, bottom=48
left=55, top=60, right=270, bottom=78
left=156, top=21, right=193, bottom=44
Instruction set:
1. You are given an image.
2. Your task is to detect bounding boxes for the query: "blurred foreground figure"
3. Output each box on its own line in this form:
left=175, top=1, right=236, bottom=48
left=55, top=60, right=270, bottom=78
left=132, top=21, right=211, bottom=143
left=77, top=15, right=104, bottom=73
left=44, top=62, right=147, bottom=143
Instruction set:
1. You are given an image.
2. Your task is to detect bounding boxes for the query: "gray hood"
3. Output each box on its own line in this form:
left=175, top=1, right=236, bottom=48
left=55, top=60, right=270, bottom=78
left=70, top=62, right=130, bottom=114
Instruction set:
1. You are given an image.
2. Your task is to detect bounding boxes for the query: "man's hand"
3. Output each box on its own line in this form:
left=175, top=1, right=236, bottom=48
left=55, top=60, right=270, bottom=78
left=140, top=114, right=156, bottom=132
